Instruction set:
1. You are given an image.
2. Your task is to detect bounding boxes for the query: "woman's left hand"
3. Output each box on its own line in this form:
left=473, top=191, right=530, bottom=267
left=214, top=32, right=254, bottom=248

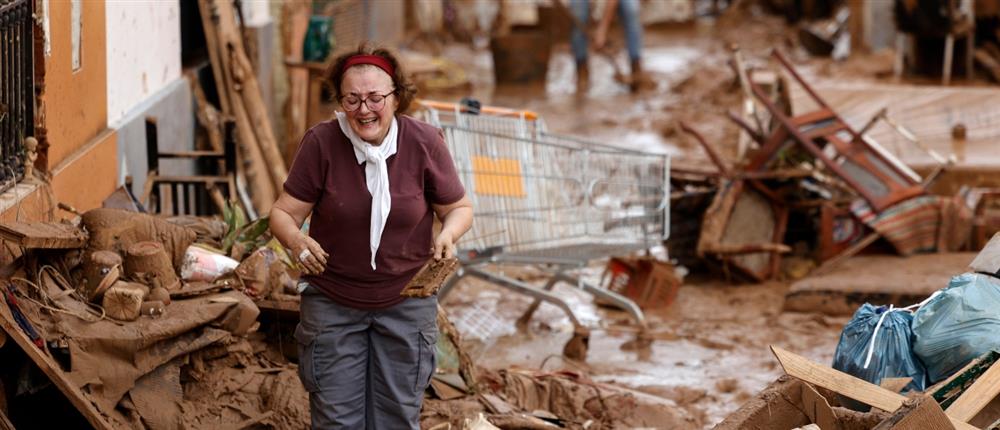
left=432, top=231, right=456, bottom=260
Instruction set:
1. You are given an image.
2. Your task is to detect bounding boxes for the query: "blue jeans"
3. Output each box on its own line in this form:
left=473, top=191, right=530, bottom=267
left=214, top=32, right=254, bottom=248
left=571, top=0, right=643, bottom=65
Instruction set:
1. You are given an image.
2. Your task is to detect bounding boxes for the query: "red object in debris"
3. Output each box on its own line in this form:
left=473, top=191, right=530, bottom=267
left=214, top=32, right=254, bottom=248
left=603, top=257, right=680, bottom=309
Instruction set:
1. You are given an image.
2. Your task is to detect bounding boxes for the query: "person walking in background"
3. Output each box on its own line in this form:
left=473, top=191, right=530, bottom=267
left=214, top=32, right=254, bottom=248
left=571, top=0, right=650, bottom=93
left=269, top=43, right=473, bottom=429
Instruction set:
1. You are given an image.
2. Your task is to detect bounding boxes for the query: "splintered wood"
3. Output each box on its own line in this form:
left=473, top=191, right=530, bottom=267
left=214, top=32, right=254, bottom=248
left=0, top=221, right=87, bottom=249
left=770, top=346, right=977, bottom=430
left=400, top=258, right=459, bottom=298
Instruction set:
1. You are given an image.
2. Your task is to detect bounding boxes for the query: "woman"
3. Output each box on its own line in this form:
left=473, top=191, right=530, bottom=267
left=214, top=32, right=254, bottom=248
left=270, top=44, right=473, bottom=429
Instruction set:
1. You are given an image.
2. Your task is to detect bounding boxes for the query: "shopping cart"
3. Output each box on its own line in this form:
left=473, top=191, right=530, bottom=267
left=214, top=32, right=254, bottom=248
left=437, top=123, right=670, bottom=347
left=418, top=99, right=548, bottom=140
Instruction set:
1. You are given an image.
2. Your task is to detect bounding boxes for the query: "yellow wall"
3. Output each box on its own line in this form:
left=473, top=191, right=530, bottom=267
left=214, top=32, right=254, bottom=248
left=42, top=0, right=109, bottom=167
left=50, top=130, right=118, bottom=212
left=0, top=0, right=114, bottom=222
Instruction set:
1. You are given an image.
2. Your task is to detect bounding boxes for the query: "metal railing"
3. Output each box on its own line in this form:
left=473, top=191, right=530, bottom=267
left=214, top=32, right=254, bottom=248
left=0, top=0, right=32, bottom=192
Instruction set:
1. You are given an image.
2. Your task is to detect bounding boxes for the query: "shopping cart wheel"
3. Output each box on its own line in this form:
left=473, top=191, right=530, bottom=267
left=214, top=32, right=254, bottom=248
left=562, top=326, right=590, bottom=361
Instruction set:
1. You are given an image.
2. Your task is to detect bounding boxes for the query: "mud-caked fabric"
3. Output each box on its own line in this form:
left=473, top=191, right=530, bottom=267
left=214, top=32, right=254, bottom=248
left=295, top=285, right=439, bottom=429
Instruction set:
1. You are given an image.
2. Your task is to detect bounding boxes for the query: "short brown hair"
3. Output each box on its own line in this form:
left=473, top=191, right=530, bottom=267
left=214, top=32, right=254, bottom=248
left=325, top=43, right=417, bottom=113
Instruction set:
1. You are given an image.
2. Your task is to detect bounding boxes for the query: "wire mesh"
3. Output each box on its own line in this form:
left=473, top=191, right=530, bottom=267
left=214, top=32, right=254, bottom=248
left=443, top=125, right=669, bottom=261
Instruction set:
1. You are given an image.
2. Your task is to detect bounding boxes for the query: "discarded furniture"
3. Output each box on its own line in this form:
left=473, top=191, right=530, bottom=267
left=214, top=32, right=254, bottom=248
left=142, top=117, right=237, bottom=216
left=422, top=101, right=670, bottom=356
left=696, top=179, right=790, bottom=281
left=749, top=51, right=926, bottom=213
left=680, top=123, right=791, bottom=282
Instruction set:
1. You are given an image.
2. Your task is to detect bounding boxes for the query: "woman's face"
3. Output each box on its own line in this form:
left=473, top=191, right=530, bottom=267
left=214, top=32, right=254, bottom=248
left=340, top=65, right=398, bottom=145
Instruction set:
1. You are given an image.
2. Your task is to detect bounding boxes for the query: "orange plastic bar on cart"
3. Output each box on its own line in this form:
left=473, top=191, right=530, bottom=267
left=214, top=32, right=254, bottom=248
left=416, top=99, right=539, bottom=121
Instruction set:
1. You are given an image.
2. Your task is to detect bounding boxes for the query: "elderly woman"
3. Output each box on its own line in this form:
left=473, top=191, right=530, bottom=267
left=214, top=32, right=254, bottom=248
left=269, top=44, right=473, bottom=428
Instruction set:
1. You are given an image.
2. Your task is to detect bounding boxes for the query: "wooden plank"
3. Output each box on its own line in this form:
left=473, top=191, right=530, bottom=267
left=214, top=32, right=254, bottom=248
left=770, top=346, right=977, bottom=430
left=947, top=359, right=1000, bottom=422
left=0, top=297, right=114, bottom=429
left=281, top=0, right=312, bottom=166
left=198, top=0, right=275, bottom=214
left=0, top=222, right=87, bottom=249
left=400, top=258, right=459, bottom=298
left=772, top=346, right=906, bottom=412
left=800, top=382, right=838, bottom=430
left=190, top=74, right=224, bottom=153
left=881, top=377, right=914, bottom=394
left=874, top=395, right=957, bottom=430
left=211, top=0, right=287, bottom=190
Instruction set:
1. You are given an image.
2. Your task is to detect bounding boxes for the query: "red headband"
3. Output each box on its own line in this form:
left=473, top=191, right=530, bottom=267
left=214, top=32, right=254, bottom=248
left=342, top=54, right=395, bottom=77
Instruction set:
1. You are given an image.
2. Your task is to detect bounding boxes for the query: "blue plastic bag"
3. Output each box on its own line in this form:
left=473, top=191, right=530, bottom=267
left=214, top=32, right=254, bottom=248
left=832, top=303, right=928, bottom=398
left=912, top=273, right=1000, bottom=383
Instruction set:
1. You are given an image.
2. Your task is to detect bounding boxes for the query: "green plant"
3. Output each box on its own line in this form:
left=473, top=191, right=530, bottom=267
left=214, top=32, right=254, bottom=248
left=221, top=200, right=270, bottom=260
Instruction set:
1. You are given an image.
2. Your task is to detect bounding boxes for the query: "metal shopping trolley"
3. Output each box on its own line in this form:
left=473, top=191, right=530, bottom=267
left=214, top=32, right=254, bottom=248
left=432, top=115, right=670, bottom=355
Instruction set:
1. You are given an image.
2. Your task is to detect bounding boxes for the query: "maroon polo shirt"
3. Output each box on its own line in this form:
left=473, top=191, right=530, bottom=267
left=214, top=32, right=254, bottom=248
left=283, top=115, right=465, bottom=309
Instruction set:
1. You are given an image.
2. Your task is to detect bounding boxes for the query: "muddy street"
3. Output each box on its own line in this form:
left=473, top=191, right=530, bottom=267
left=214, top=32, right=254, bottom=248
left=3, top=0, right=1000, bottom=428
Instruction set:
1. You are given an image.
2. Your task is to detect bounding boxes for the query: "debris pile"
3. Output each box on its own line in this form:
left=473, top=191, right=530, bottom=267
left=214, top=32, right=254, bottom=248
left=721, top=233, right=1000, bottom=428
left=0, top=205, right=313, bottom=428
left=670, top=47, right=1000, bottom=285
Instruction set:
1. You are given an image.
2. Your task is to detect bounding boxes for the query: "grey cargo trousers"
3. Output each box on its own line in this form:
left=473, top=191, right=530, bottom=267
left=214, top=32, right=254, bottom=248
left=295, top=285, right=438, bottom=429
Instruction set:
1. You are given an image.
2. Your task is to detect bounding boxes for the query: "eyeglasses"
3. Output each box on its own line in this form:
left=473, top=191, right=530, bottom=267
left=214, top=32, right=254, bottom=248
left=340, top=89, right=396, bottom=112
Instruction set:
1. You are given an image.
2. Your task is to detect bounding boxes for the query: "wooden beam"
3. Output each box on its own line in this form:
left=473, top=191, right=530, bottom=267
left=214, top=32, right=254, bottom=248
left=770, top=346, right=977, bottom=430
left=679, top=122, right=732, bottom=178
left=0, top=297, right=113, bottom=429
left=0, top=222, right=87, bottom=249
left=946, top=359, right=1000, bottom=422
left=211, top=0, right=287, bottom=190
left=198, top=0, right=276, bottom=214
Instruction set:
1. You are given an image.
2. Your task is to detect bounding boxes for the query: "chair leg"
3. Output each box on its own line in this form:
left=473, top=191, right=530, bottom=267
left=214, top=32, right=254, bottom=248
left=943, top=33, right=955, bottom=85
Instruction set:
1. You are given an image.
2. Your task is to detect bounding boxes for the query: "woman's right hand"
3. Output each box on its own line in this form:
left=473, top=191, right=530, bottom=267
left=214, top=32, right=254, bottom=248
left=292, top=235, right=329, bottom=275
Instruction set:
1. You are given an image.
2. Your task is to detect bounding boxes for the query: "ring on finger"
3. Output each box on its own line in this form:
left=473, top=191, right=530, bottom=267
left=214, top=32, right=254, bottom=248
left=299, top=249, right=312, bottom=262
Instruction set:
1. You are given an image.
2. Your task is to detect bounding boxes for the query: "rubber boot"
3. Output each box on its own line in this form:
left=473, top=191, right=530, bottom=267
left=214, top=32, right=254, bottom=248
left=576, top=60, right=589, bottom=94
left=629, top=59, right=655, bottom=93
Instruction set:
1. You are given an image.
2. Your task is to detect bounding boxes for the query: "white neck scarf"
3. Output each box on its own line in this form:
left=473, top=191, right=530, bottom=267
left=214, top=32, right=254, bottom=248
left=336, top=111, right=398, bottom=270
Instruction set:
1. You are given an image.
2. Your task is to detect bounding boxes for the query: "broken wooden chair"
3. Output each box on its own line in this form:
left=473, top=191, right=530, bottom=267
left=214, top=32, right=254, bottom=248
left=747, top=51, right=927, bottom=213
left=680, top=123, right=792, bottom=282
left=141, top=116, right=237, bottom=216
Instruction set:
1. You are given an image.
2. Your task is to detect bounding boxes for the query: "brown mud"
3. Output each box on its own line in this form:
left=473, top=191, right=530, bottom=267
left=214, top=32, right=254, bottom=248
left=421, top=9, right=907, bottom=428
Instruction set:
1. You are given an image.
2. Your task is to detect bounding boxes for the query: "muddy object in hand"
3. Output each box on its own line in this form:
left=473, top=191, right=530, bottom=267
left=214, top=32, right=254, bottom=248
left=400, top=258, right=459, bottom=298
left=102, top=281, right=147, bottom=321
left=124, top=241, right=181, bottom=291
left=81, top=250, right=123, bottom=302
left=140, top=301, right=165, bottom=318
